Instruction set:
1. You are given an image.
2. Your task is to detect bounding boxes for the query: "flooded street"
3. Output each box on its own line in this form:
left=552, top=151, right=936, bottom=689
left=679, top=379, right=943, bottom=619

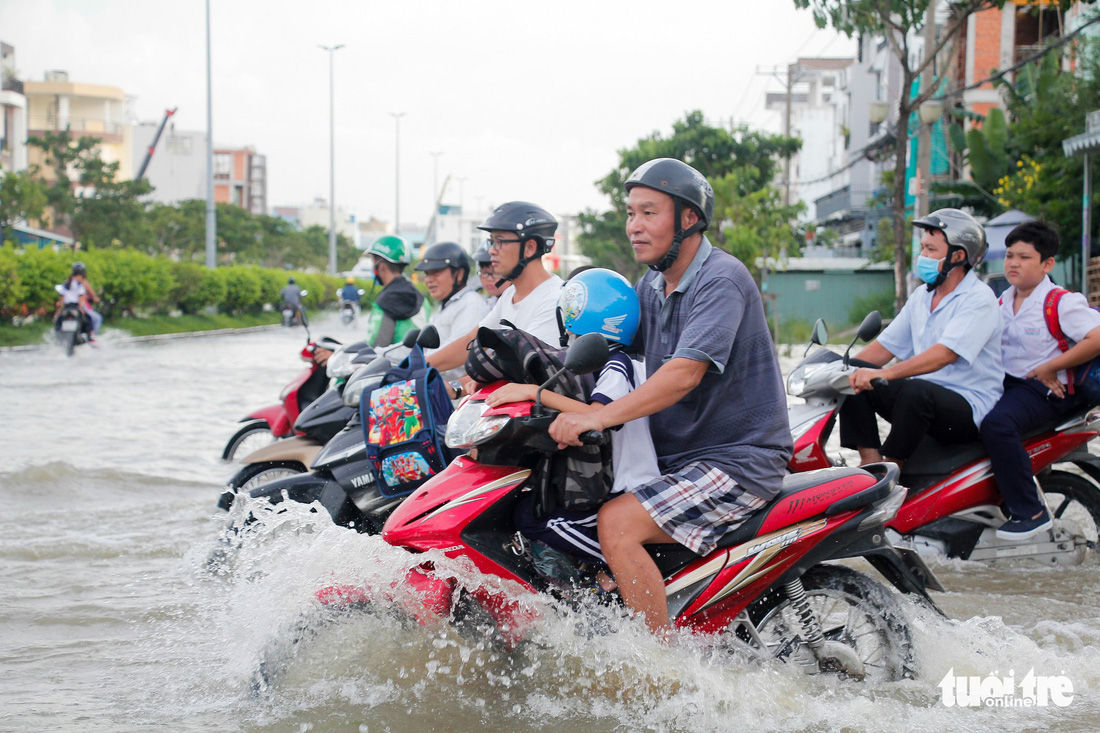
left=1, top=320, right=1098, bottom=732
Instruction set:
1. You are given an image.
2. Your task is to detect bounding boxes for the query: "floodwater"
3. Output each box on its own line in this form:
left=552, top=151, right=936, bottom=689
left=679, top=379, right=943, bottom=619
left=1, top=320, right=1097, bottom=732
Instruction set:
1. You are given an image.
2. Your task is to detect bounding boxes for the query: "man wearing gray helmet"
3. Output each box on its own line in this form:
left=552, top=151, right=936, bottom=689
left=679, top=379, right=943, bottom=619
left=840, top=208, right=1004, bottom=469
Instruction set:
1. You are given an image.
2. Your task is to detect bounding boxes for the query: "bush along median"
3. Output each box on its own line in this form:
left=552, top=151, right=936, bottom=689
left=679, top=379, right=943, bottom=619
left=0, top=245, right=374, bottom=347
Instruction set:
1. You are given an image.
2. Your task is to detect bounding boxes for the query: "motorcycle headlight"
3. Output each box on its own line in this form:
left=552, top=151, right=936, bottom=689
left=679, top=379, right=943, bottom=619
left=786, top=363, right=827, bottom=397
left=445, top=399, right=509, bottom=449
left=341, top=359, right=390, bottom=408
left=326, top=345, right=357, bottom=379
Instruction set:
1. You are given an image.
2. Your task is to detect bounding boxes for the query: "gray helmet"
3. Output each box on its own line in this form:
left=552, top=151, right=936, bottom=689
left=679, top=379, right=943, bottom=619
left=913, top=208, right=988, bottom=267
left=414, top=241, right=470, bottom=273
left=625, top=158, right=714, bottom=230
left=71, top=261, right=87, bottom=276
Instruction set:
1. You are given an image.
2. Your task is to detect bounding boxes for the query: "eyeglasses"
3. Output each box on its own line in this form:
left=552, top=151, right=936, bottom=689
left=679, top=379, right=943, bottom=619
left=478, top=268, right=495, bottom=277
left=486, top=237, right=522, bottom=251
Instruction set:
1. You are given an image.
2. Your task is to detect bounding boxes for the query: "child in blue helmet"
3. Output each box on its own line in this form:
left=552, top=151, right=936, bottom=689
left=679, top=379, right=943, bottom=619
left=484, top=268, right=660, bottom=583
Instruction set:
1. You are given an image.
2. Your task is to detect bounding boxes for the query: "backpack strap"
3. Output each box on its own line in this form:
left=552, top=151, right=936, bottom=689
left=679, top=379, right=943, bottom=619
left=1043, top=287, right=1075, bottom=394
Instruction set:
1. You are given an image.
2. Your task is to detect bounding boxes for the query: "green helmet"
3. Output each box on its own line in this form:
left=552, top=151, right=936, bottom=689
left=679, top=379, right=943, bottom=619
left=367, top=235, right=411, bottom=265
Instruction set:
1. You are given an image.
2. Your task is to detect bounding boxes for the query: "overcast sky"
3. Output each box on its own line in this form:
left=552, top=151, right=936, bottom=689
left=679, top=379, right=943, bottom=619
left=2, top=0, right=855, bottom=228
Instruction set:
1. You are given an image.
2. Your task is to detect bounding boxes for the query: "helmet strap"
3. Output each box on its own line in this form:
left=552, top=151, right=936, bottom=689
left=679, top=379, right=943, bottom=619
left=925, top=245, right=965, bottom=291
left=649, top=200, right=706, bottom=273
left=494, top=236, right=544, bottom=288
left=556, top=306, right=568, bottom=348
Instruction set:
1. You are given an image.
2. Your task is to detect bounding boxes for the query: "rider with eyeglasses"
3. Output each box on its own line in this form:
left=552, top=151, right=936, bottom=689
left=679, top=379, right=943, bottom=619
left=427, top=201, right=564, bottom=396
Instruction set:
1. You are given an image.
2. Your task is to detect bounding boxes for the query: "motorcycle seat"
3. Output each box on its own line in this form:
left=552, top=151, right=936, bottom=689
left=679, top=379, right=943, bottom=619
left=648, top=466, right=879, bottom=578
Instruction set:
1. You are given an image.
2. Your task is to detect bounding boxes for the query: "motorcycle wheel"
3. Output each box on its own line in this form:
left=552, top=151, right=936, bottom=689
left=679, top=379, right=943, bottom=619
left=223, top=421, right=277, bottom=462
left=1041, top=470, right=1100, bottom=549
left=65, top=329, right=78, bottom=357
left=736, top=564, right=914, bottom=682
left=227, top=460, right=307, bottom=495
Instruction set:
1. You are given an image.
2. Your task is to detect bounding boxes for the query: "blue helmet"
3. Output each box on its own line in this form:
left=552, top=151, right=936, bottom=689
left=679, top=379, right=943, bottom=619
left=557, top=268, right=640, bottom=346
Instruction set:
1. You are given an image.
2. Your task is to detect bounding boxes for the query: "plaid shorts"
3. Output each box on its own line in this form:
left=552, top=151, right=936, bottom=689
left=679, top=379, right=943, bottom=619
left=629, top=461, right=766, bottom=556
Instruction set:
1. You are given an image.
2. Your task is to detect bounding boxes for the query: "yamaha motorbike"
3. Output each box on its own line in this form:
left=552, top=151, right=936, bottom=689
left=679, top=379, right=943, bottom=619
left=220, top=328, right=439, bottom=530
left=218, top=340, right=373, bottom=507
left=786, top=312, right=1100, bottom=563
left=290, top=334, right=941, bottom=688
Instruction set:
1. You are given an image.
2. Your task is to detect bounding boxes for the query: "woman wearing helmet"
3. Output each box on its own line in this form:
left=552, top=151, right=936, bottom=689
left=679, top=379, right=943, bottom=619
left=485, top=268, right=659, bottom=578
left=414, top=242, right=490, bottom=381
left=364, top=235, right=429, bottom=347
left=549, top=158, right=792, bottom=636
left=841, top=207, right=1003, bottom=472
left=64, top=262, right=103, bottom=338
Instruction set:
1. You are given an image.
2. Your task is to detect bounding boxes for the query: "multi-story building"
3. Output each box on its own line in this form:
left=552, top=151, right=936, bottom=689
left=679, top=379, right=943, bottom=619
left=298, top=196, right=356, bottom=240
left=1, top=42, right=28, bottom=173
left=131, top=122, right=207, bottom=203
left=25, top=70, right=132, bottom=180
left=213, top=145, right=266, bottom=216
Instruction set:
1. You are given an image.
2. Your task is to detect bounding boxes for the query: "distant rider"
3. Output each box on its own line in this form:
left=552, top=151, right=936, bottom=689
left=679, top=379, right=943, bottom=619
left=413, top=241, right=490, bottom=382
left=363, top=235, right=429, bottom=347
left=980, top=220, right=1100, bottom=539
left=339, top=276, right=361, bottom=317
left=280, top=277, right=303, bottom=325
left=57, top=262, right=101, bottom=339
left=840, top=208, right=1003, bottom=470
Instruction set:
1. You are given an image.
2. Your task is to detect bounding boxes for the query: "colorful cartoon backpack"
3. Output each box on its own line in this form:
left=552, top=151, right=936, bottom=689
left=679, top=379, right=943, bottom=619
left=362, top=345, right=456, bottom=496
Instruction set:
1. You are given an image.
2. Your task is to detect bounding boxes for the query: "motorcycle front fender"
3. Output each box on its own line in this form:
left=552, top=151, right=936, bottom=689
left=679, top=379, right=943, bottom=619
left=239, top=435, right=321, bottom=466
left=246, top=404, right=292, bottom=437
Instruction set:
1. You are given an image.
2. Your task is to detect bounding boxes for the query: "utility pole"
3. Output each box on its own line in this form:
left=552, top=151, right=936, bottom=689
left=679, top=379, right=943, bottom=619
left=391, top=112, right=405, bottom=236
left=757, top=63, right=810, bottom=207
left=204, top=0, right=216, bottom=269
left=320, top=44, right=344, bottom=276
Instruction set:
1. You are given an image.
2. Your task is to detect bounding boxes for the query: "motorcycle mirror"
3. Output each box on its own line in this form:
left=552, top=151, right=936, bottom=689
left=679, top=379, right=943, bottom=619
left=402, top=329, right=421, bottom=348
left=564, top=333, right=610, bottom=376
left=805, top=318, right=828, bottom=357
left=857, top=311, right=882, bottom=342
left=843, top=311, right=881, bottom=367
left=358, top=289, right=365, bottom=295
left=416, top=325, right=441, bottom=350
left=300, top=289, right=309, bottom=297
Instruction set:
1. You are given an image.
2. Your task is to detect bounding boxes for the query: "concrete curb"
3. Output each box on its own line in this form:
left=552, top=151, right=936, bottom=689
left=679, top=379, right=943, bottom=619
left=0, top=323, right=285, bottom=353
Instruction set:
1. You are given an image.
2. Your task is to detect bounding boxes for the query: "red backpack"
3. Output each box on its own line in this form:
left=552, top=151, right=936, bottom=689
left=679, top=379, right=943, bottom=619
left=1040, top=287, right=1100, bottom=399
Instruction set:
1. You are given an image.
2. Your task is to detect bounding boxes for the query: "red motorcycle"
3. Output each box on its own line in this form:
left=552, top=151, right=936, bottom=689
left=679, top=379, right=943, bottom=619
left=221, top=337, right=340, bottom=462
left=303, top=334, right=940, bottom=685
left=786, top=313, right=1100, bottom=563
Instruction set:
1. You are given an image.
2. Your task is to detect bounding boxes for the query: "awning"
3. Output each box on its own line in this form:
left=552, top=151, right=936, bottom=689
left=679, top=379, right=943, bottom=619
left=1063, top=129, right=1100, bottom=157
left=984, top=209, right=1035, bottom=261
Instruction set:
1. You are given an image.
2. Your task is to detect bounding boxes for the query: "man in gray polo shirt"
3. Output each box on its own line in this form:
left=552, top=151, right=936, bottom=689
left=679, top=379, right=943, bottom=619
left=550, top=158, right=791, bottom=635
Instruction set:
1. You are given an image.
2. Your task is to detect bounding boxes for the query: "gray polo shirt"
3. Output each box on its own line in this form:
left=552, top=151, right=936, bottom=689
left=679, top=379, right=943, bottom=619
left=635, top=237, right=791, bottom=500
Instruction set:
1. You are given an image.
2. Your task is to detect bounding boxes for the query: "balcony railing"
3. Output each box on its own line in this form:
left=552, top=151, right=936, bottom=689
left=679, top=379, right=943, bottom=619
left=2, top=77, right=24, bottom=95
left=28, top=115, right=123, bottom=137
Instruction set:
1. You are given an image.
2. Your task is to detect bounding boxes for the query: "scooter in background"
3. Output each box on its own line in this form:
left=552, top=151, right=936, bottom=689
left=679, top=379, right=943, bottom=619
left=785, top=312, right=1100, bottom=564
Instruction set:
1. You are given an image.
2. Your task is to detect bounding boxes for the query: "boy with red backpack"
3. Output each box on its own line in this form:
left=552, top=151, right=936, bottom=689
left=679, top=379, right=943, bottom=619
left=981, top=220, right=1100, bottom=539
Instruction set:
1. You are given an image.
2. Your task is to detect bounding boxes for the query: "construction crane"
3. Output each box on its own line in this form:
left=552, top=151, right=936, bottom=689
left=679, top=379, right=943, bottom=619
left=135, top=107, right=178, bottom=181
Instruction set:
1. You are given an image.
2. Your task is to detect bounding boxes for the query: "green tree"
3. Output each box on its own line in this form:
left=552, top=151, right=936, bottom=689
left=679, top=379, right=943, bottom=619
left=0, top=245, right=27, bottom=316
left=0, top=171, right=48, bottom=238
left=26, top=129, right=152, bottom=247
left=577, top=110, right=801, bottom=280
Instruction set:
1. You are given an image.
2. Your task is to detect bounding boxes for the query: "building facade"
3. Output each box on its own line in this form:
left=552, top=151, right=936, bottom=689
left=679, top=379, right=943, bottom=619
left=25, top=70, right=132, bottom=180
left=213, top=146, right=266, bottom=216
left=1, top=42, right=28, bottom=173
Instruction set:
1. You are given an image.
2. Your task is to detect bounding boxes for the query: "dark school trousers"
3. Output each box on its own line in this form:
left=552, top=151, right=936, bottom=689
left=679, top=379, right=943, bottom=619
left=839, top=378, right=979, bottom=460
left=980, top=375, right=1082, bottom=519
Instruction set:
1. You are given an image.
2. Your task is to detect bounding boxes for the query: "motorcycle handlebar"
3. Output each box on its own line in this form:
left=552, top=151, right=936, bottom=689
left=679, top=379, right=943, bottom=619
left=579, top=430, right=606, bottom=446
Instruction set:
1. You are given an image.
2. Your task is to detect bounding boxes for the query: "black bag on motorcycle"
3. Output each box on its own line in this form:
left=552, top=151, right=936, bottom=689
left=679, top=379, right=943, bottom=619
left=465, top=324, right=612, bottom=514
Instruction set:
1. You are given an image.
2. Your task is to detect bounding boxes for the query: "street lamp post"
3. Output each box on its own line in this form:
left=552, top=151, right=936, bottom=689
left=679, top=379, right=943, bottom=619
left=204, top=0, right=216, bottom=269
left=429, top=150, right=443, bottom=215
left=319, top=43, right=344, bottom=276
left=391, top=112, right=405, bottom=236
